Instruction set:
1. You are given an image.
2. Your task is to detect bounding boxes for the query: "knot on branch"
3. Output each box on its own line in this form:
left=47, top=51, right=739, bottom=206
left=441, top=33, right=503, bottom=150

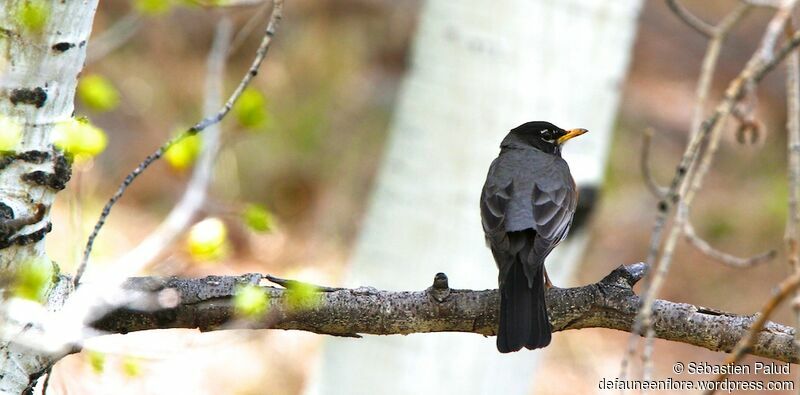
left=432, top=272, right=448, bottom=290
left=428, top=272, right=451, bottom=302
left=599, top=263, right=648, bottom=289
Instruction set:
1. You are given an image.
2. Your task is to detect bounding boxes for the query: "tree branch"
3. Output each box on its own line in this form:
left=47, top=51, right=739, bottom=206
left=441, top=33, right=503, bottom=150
left=666, top=0, right=716, bottom=38
left=706, top=271, right=800, bottom=393
left=85, top=263, right=799, bottom=364
left=640, top=128, right=667, bottom=199
left=683, top=221, right=776, bottom=267
left=107, top=17, right=232, bottom=278
left=630, top=1, right=798, bottom=378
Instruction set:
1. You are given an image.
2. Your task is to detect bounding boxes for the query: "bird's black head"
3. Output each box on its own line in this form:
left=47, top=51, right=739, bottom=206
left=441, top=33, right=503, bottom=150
left=500, top=121, right=588, bottom=155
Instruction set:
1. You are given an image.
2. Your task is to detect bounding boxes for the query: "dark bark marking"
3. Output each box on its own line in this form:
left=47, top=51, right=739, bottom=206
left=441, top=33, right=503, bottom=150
left=51, top=42, right=74, bottom=52
left=9, top=87, right=47, bottom=108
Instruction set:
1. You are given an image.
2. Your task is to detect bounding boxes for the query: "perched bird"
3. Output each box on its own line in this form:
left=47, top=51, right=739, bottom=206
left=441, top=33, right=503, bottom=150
left=480, top=121, right=587, bottom=353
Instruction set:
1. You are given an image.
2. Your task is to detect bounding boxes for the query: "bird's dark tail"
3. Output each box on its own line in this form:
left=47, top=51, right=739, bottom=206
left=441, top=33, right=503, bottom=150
left=497, top=262, right=551, bottom=353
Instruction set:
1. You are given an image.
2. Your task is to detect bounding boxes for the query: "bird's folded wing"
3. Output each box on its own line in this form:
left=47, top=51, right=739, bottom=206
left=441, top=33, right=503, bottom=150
left=531, top=180, right=576, bottom=243
left=481, top=176, right=513, bottom=243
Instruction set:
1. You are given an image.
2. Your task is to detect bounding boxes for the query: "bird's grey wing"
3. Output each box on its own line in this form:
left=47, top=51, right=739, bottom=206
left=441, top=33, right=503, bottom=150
left=481, top=164, right=523, bottom=283
left=526, top=167, right=578, bottom=269
left=531, top=177, right=577, bottom=242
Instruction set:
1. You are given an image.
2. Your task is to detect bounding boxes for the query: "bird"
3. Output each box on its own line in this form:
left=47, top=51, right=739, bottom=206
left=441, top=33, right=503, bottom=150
left=480, top=121, right=587, bottom=353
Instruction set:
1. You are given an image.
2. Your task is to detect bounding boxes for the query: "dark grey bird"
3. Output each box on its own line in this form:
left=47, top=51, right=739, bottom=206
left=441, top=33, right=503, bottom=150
left=480, top=121, right=587, bottom=353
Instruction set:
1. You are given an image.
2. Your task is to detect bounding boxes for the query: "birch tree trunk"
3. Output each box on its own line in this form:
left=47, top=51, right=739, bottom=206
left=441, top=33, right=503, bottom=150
left=0, top=1, right=97, bottom=393
left=309, top=1, right=643, bottom=394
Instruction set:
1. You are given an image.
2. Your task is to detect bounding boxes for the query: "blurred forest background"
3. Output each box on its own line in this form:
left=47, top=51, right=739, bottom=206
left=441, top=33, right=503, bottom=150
left=41, top=0, right=800, bottom=393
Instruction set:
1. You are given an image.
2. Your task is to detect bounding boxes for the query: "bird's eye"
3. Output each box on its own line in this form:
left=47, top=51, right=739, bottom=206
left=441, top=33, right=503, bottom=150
left=540, top=130, right=553, bottom=139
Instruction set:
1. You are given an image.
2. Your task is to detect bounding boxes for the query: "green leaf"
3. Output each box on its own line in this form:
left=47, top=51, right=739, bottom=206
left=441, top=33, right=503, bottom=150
left=286, top=281, right=321, bottom=311
left=186, top=217, right=228, bottom=262
left=0, top=117, right=23, bottom=152
left=87, top=351, right=105, bottom=374
left=242, top=204, right=274, bottom=233
left=121, top=357, right=142, bottom=377
left=234, top=284, right=269, bottom=318
left=53, top=118, right=108, bottom=161
left=16, top=0, right=50, bottom=33
left=134, top=0, right=172, bottom=16
left=164, top=133, right=202, bottom=171
left=13, top=258, right=54, bottom=303
left=233, top=88, right=269, bottom=130
left=78, top=75, right=120, bottom=112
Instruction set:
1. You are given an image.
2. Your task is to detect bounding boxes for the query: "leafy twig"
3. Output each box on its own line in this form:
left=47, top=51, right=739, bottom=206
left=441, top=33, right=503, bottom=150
left=101, top=17, right=233, bottom=281
left=75, top=0, right=284, bottom=286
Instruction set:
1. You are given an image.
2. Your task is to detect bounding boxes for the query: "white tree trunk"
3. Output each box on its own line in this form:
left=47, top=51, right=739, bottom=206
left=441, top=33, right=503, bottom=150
left=308, top=1, right=643, bottom=394
left=0, top=1, right=98, bottom=393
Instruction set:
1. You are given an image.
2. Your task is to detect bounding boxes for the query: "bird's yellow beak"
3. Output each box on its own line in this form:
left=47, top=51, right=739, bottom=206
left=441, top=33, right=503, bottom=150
left=557, top=128, right=588, bottom=145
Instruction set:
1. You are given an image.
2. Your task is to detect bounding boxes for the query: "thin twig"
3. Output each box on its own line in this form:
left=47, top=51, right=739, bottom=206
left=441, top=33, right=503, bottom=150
left=75, top=0, right=284, bottom=286
left=633, top=0, right=799, bottom=375
left=786, top=19, right=800, bottom=272
left=704, top=271, right=800, bottom=395
left=682, top=3, right=753, bottom=205
left=640, top=0, right=792, bottom=319
left=782, top=19, right=800, bottom=395
left=635, top=0, right=799, bottom=386
left=98, top=17, right=232, bottom=281
left=623, top=2, right=753, bottom=381
left=666, top=0, right=715, bottom=38
left=690, top=4, right=752, bottom=136
left=87, top=13, right=143, bottom=63
left=229, top=1, right=272, bottom=55
left=674, top=5, right=777, bottom=271
left=683, top=221, right=776, bottom=267
left=757, top=0, right=799, bottom=63
left=640, top=128, right=667, bottom=199
left=641, top=327, right=655, bottom=385
left=741, top=0, right=783, bottom=7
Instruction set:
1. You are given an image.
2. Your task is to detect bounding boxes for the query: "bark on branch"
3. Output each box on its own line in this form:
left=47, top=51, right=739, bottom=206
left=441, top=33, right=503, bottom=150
left=88, top=263, right=799, bottom=364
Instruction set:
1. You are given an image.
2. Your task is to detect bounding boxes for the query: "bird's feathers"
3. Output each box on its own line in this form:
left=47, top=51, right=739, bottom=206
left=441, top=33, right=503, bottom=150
left=497, top=259, right=551, bottom=353
left=480, top=147, right=576, bottom=254
left=480, top=143, right=578, bottom=352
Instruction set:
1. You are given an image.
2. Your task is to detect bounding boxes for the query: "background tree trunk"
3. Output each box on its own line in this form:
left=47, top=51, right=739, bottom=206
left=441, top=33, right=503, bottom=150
left=0, top=1, right=97, bottom=393
left=308, top=1, right=643, bottom=394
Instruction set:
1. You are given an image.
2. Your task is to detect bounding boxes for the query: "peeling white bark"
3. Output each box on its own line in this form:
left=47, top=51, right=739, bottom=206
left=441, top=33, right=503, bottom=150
left=0, top=1, right=98, bottom=393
